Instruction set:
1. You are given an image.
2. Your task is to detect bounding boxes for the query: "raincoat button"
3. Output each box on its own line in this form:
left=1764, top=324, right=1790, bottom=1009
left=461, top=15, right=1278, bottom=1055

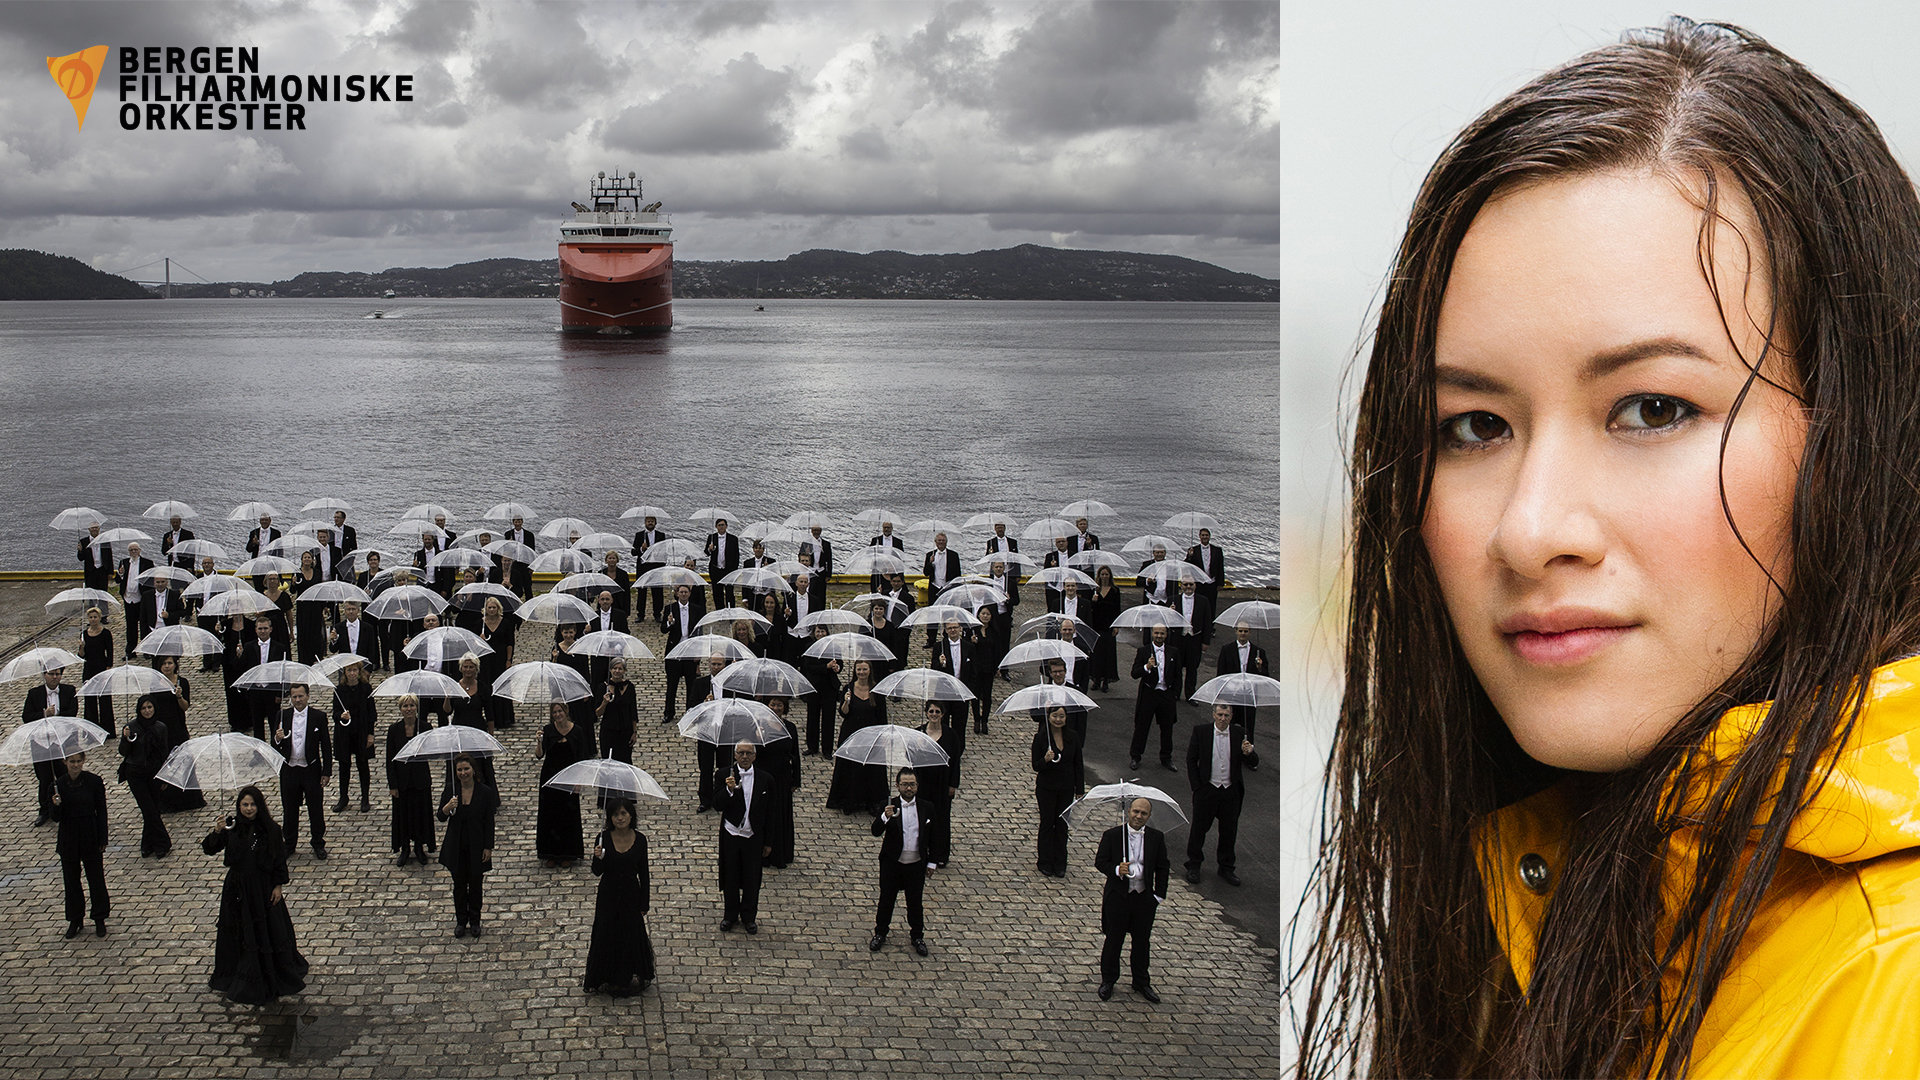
left=1518, top=852, right=1551, bottom=894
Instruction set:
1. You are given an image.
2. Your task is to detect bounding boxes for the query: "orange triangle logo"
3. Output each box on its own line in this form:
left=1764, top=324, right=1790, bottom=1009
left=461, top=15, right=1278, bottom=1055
left=48, top=47, right=110, bottom=131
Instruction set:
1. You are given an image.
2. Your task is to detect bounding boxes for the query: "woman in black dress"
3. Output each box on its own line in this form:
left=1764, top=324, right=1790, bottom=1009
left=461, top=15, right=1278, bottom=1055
left=583, top=798, right=655, bottom=997
left=596, top=658, right=639, bottom=764
left=917, top=700, right=962, bottom=868
left=798, top=625, right=842, bottom=756
left=827, top=660, right=887, bottom=815
left=202, top=785, right=308, bottom=1001
left=1087, top=566, right=1123, bottom=693
left=291, top=553, right=326, bottom=664
left=478, top=597, right=516, bottom=730
left=1031, top=705, right=1082, bottom=877
left=386, top=694, right=435, bottom=866
left=756, top=593, right=788, bottom=663
left=151, top=655, right=205, bottom=812
left=535, top=701, right=590, bottom=868
left=118, top=695, right=172, bottom=857
left=449, top=653, right=497, bottom=787
left=331, top=659, right=378, bottom=813
left=438, top=752, right=498, bottom=937
left=80, top=606, right=114, bottom=732
left=760, top=695, right=802, bottom=869
left=551, top=623, right=597, bottom=753
left=970, top=605, right=1008, bottom=733
left=261, top=574, right=293, bottom=647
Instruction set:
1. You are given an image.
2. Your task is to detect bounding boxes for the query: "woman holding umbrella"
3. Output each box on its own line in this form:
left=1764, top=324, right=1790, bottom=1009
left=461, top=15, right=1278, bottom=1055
left=51, top=751, right=110, bottom=938
left=202, top=785, right=308, bottom=1001
left=478, top=597, right=516, bottom=730
left=290, top=554, right=326, bottom=663
left=450, top=653, right=497, bottom=787
left=551, top=623, right=596, bottom=753
left=798, top=625, right=841, bottom=756
left=918, top=701, right=962, bottom=868
left=584, top=798, right=654, bottom=997
left=117, top=695, right=171, bottom=857
left=80, top=607, right=115, bottom=733
left=332, top=659, right=378, bottom=814
left=535, top=701, right=591, bottom=868
left=1087, top=566, right=1123, bottom=693
left=386, top=694, right=435, bottom=866
left=827, top=659, right=887, bottom=815
left=760, top=696, right=802, bottom=869
left=1031, top=705, right=1082, bottom=878
left=261, top=574, right=293, bottom=647
left=756, top=593, right=788, bottom=663
left=438, top=752, right=497, bottom=938
left=970, top=605, right=1007, bottom=733
left=151, top=655, right=205, bottom=812
left=596, top=658, right=639, bottom=764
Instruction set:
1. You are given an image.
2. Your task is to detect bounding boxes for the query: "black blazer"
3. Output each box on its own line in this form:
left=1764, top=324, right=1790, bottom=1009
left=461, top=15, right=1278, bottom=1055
left=714, top=764, right=773, bottom=837
left=986, top=535, right=1019, bottom=555
left=872, top=797, right=943, bottom=864
left=1068, top=532, right=1101, bottom=555
left=1172, top=591, right=1215, bottom=648
left=1185, top=722, right=1259, bottom=793
left=246, top=526, right=281, bottom=559
left=331, top=614, right=382, bottom=665
left=923, top=548, right=962, bottom=592
left=1185, top=543, right=1225, bottom=591
left=1132, top=643, right=1178, bottom=696
left=632, top=528, right=666, bottom=566
left=273, top=707, right=333, bottom=776
left=22, top=683, right=79, bottom=722
left=1031, top=725, right=1083, bottom=793
left=706, top=532, right=741, bottom=578
left=79, top=536, right=113, bottom=589
left=930, top=634, right=976, bottom=685
left=1095, top=825, right=1170, bottom=931
left=1216, top=641, right=1270, bottom=678
left=115, top=555, right=155, bottom=595
left=335, top=523, right=358, bottom=554
left=143, top=587, right=185, bottom=630
left=799, top=537, right=833, bottom=579
left=53, top=770, right=110, bottom=857
left=660, top=600, right=701, bottom=654
left=161, top=527, right=197, bottom=567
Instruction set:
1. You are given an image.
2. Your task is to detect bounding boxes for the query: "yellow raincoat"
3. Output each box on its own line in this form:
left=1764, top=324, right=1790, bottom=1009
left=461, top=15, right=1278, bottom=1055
left=1477, top=655, right=1920, bottom=1077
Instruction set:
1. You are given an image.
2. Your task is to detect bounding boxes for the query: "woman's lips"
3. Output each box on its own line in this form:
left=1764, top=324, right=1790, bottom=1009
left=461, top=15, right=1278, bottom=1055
left=1506, top=624, right=1633, bottom=665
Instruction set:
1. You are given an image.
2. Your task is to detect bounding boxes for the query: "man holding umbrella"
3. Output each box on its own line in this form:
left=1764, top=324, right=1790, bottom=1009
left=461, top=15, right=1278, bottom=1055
left=115, top=541, right=154, bottom=658
left=869, top=767, right=937, bottom=957
left=78, top=521, right=112, bottom=591
left=631, top=515, right=666, bottom=621
left=1185, top=527, right=1224, bottom=606
left=332, top=510, right=357, bottom=555
left=1094, top=797, right=1170, bottom=1003
left=23, top=667, right=79, bottom=826
left=1215, top=621, right=1270, bottom=743
left=161, top=514, right=196, bottom=569
left=273, top=683, right=333, bottom=859
left=706, top=519, right=741, bottom=611
left=1130, top=624, right=1181, bottom=772
left=715, top=740, right=771, bottom=934
left=1184, top=703, right=1258, bottom=886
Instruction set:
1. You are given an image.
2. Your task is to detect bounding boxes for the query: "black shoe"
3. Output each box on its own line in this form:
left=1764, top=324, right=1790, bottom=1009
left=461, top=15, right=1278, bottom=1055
left=1097, top=982, right=1114, bottom=1000
left=397, top=853, right=411, bottom=867
left=94, top=921, right=106, bottom=937
left=1128, top=758, right=1140, bottom=771
left=153, top=847, right=170, bottom=858
left=1135, top=984, right=1161, bottom=1004
left=64, top=923, right=81, bottom=940
left=468, top=925, right=482, bottom=939
left=744, top=919, right=759, bottom=935
left=34, top=814, right=49, bottom=827
left=720, top=917, right=736, bottom=932
left=455, top=924, right=468, bottom=938
left=333, top=799, right=348, bottom=813
left=1185, top=869, right=1201, bottom=884
left=911, top=938, right=928, bottom=957
left=416, top=849, right=430, bottom=865
left=313, top=844, right=329, bottom=860
left=868, top=933, right=886, bottom=952
left=360, top=796, right=370, bottom=813
left=1162, top=760, right=1178, bottom=772
left=1219, top=870, right=1242, bottom=887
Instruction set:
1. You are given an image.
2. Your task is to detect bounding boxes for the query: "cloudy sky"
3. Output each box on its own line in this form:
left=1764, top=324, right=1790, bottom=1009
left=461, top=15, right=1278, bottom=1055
left=0, top=0, right=1277, bottom=284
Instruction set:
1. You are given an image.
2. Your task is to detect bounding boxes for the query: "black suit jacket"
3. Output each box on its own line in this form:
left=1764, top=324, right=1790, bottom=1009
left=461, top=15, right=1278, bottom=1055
left=923, top=549, right=962, bottom=594
left=800, top=537, right=833, bottom=579
left=1185, top=722, right=1259, bottom=792
left=1132, top=643, right=1178, bottom=697
left=986, top=535, right=1020, bottom=555
left=706, top=532, right=741, bottom=579
left=273, top=707, right=333, bottom=776
left=1095, top=825, right=1169, bottom=932
left=585, top=608, right=629, bottom=636
left=246, top=526, right=281, bottom=559
left=872, top=797, right=944, bottom=864
left=1172, top=591, right=1215, bottom=649
left=1215, top=641, right=1270, bottom=678
left=114, top=556, right=155, bottom=596
left=632, top=528, right=666, bottom=566
left=22, top=683, right=79, bottom=722
left=1185, top=543, right=1225, bottom=591
left=79, top=536, right=113, bottom=589
left=714, top=764, right=773, bottom=838
left=143, top=587, right=186, bottom=629
left=53, top=769, right=109, bottom=857
left=1068, top=533, right=1101, bottom=556
left=930, top=634, right=976, bottom=685
left=161, top=527, right=197, bottom=567
left=335, top=523, right=358, bottom=554
left=332, top=615, right=382, bottom=665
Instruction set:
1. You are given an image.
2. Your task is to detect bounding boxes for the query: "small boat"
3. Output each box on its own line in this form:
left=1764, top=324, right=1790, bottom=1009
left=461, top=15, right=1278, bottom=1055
left=369, top=310, right=385, bottom=319
left=383, top=289, right=396, bottom=299
left=754, top=305, right=764, bottom=311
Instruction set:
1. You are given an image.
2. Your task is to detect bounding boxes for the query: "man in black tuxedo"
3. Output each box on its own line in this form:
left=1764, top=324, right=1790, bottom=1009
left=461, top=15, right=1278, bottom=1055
left=272, top=683, right=333, bottom=859
left=706, top=518, right=741, bottom=610
left=740, top=539, right=775, bottom=611
left=1185, top=528, right=1225, bottom=605
left=1171, top=580, right=1215, bottom=698
left=22, top=668, right=79, bottom=826
left=923, top=533, right=962, bottom=647
left=600, top=550, right=632, bottom=621
left=869, top=768, right=938, bottom=956
left=715, top=740, right=772, bottom=933
left=631, top=515, right=666, bottom=620
left=985, top=521, right=1019, bottom=558
left=1185, top=704, right=1259, bottom=886
left=1139, top=545, right=1173, bottom=606
left=313, top=528, right=344, bottom=583
left=1070, top=517, right=1101, bottom=556
left=799, top=525, right=833, bottom=580
left=240, top=616, right=288, bottom=739
left=1094, top=797, right=1170, bottom=1003
left=143, top=579, right=186, bottom=633
left=1215, top=621, right=1270, bottom=743
left=331, top=510, right=358, bottom=555
left=660, top=584, right=701, bottom=724
left=160, top=514, right=196, bottom=569
left=245, top=514, right=280, bottom=560
left=414, top=528, right=454, bottom=598
left=1042, top=537, right=1073, bottom=612
left=585, top=590, right=629, bottom=688
left=869, top=522, right=906, bottom=592
left=115, top=542, right=156, bottom=657
left=78, top=522, right=112, bottom=590
left=330, top=600, right=382, bottom=667
left=929, top=619, right=975, bottom=690
left=1130, top=624, right=1181, bottom=772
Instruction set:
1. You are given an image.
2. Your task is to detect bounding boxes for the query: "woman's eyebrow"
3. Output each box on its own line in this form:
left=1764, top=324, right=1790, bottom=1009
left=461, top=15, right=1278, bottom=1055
left=1582, top=337, right=1715, bottom=381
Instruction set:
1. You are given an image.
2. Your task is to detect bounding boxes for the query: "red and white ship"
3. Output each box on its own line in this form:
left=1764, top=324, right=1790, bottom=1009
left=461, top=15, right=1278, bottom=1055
left=558, top=170, right=672, bottom=333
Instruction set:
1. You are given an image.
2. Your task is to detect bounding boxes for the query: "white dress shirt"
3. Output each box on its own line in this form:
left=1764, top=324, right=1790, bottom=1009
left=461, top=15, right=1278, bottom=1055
left=724, top=766, right=756, bottom=838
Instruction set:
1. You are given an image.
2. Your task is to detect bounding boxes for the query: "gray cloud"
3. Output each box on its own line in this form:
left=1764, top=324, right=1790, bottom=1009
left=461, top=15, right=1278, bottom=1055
left=691, top=0, right=774, bottom=37
left=876, top=1, right=993, bottom=110
left=838, top=125, right=891, bottom=161
left=601, top=53, right=800, bottom=155
left=381, top=0, right=477, bottom=57
left=471, top=3, right=626, bottom=108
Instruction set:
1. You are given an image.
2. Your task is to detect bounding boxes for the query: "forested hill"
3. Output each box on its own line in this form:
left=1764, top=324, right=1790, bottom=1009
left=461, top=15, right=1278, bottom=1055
left=0, top=250, right=152, bottom=300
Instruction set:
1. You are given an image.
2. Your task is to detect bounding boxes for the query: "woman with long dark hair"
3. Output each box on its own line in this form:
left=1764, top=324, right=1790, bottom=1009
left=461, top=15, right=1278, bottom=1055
left=150, top=654, right=205, bottom=812
left=1086, top=566, right=1122, bottom=693
left=535, top=701, right=590, bottom=868
left=827, top=659, right=887, bottom=815
left=79, top=607, right=114, bottom=732
left=478, top=596, right=516, bottom=730
left=202, top=785, right=308, bottom=1002
left=1030, top=706, right=1078, bottom=878
left=438, top=752, right=497, bottom=938
left=583, top=798, right=655, bottom=997
left=117, top=695, right=171, bottom=857
left=1294, top=20, right=1920, bottom=1077
left=290, top=552, right=326, bottom=664
left=596, top=657, right=639, bottom=764
left=386, top=694, right=435, bottom=866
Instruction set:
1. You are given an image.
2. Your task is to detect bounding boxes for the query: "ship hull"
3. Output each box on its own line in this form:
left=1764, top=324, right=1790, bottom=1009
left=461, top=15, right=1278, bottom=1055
left=558, top=243, right=673, bottom=332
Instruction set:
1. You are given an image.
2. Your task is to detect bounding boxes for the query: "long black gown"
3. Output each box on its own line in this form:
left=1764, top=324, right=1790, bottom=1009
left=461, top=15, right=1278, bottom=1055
left=554, top=643, right=597, bottom=755
left=583, top=830, right=655, bottom=995
left=386, top=720, right=435, bottom=857
left=202, top=818, right=309, bottom=1004
left=478, top=617, right=516, bottom=729
left=917, top=721, right=963, bottom=865
left=826, top=685, right=887, bottom=813
left=291, top=573, right=326, bottom=664
left=153, top=679, right=205, bottom=812
left=599, top=680, right=639, bottom=764
left=536, top=721, right=591, bottom=862
left=81, top=625, right=114, bottom=730
left=763, top=718, right=801, bottom=868
left=1087, top=586, right=1124, bottom=687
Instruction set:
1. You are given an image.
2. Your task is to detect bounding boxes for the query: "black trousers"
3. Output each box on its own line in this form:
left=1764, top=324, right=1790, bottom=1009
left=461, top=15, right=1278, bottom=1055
left=126, top=775, right=171, bottom=854
left=83, top=692, right=113, bottom=731
left=1036, top=789, right=1073, bottom=873
left=452, top=869, right=484, bottom=924
left=62, top=849, right=109, bottom=924
left=718, top=830, right=763, bottom=920
left=35, top=760, right=57, bottom=816
left=338, top=740, right=374, bottom=800
left=712, top=583, right=735, bottom=611
left=805, top=695, right=830, bottom=754
left=280, top=764, right=326, bottom=849
left=1130, top=689, right=1179, bottom=762
left=696, top=741, right=719, bottom=808
left=875, top=858, right=927, bottom=936
left=1101, top=890, right=1158, bottom=986
left=1186, top=784, right=1243, bottom=873
left=663, top=660, right=691, bottom=720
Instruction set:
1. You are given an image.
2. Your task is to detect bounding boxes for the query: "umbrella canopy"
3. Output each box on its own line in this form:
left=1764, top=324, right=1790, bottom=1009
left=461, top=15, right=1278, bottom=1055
left=1064, top=781, right=1189, bottom=830
left=1163, top=511, right=1221, bottom=533
left=0, top=647, right=85, bottom=683
left=371, top=670, right=467, bottom=699
left=403, top=626, right=493, bottom=665
left=998, top=638, right=1091, bottom=671
left=1058, top=500, right=1118, bottom=520
left=763, top=558, right=810, bottom=577
left=842, top=549, right=909, bottom=576
left=142, top=500, right=199, bottom=520
left=0, top=717, right=111, bottom=764
left=850, top=508, right=904, bottom=528
left=872, top=668, right=976, bottom=702
left=1013, top=614, right=1102, bottom=653
left=391, top=519, right=448, bottom=541
left=901, top=604, right=982, bottom=629
left=394, top=725, right=504, bottom=762
left=1022, top=517, right=1076, bottom=541
left=571, top=531, right=630, bottom=553
left=92, top=526, right=154, bottom=547
left=1140, top=560, right=1213, bottom=586
left=542, top=759, right=670, bottom=803
left=365, top=584, right=448, bottom=620
left=934, top=583, right=1007, bottom=611
left=797, top=609, right=872, bottom=634
left=233, top=555, right=299, bottom=577
left=1215, top=600, right=1283, bottom=631
left=516, top=591, right=596, bottom=624
left=573, top=630, right=656, bottom=660
left=832, top=725, right=950, bottom=769
left=1122, top=534, right=1183, bottom=556
left=962, top=512, right=1020, bottom=531
left=697, top=606, right=772, bottom=630
left=227, top=501, right=279, bottom=521
left=973, top=550, right=1041, bottom=572
left=803, top=633, right=897, bottom=664
left=429, top=547, right=495, bottom=570
left=665, top=634, right=756, bottom=663
left=49, top=507, right=107, bottom=530
left=530, top=548, right=598, bottom=574
left=687, top=507, right=741, bottom=526
left=135, top=625, right=224, bottom=657
left=199, top=588, right=280, bottom=618
left=483, top=501, right=538, bottom=522
left=267, top=535, right=318, bottom=556
left=635, top=565, right=706, bottom=590
left=841, top=593, right=911, bottom=618
left=300, top=497, right=353, bottom=514
left=155, top=732, right=285, bottom=791
left=451, top=581, right=522, bottom=613
left=79, top=664, right=176, bottom=697
left=401, top=502, right=455, bottom=522
left=782, top=510, right=834, bottom=530
left=482, top=538, right=536, bottom=563
left=310, top=652, right=371, bottom=684
left=1029, top=567, right=1097, bottom=590
left=712, top=657, right=814, bottom=698
left=554, top=571, right=622, bottom=599
left=721, top=567, right=795, bottom=595
left=345, top=548, right=401, bottom=572
left=182, top=575, right=250, bottom=602
left=492, top=660, right=594, bottom=703
left=1190, top=672, right=1283, bottom=707
left=1111, top=605, right=1192, bottom=634
left=45, top=587, right=122, bottom=618
left=619, top=505, right=673, bottom=521
left=293, top=581, right=373, bottom=605
left=678, top=699, right=793, bottom=746
left=233, top=661, right=332, bottom=691
left=997, top=683, right=1100, bottom=714
left=904, top=518, right=964, bottom=537
left=646, top=538, right=707, bottom=564
left=168, top=538, right=229, bottom=561
left=538, top=516, right=594, bottom=539
left=1066, top=549, right=1133, bottom=574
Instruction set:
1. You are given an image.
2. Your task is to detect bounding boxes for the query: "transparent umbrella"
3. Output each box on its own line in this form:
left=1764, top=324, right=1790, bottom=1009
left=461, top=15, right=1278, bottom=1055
left=712, top=657, right=815, bottom=698
left=1063, top=781, right=1188, bottom=830
left=803, top=633, right=896, bottom=664
left=484, top=502, right=538, bottom=522
left=842, top=549, right=909, bottom=577
left=688, top=507, right=742, bottom=527
left=1121, top=534, right=1182, bottom=556
left=797, top=609, right=871, bottom=634
left=973, top=550, right=1040, bottom=572
left=665, top=634, right=755, bottom=663
left=635, top=565, right=706, bottom=590
left=1163, top=511, right=1221, bottom=534
left=833, top=725, right=950, bottom=769
left=782, top=510, right=834, bottom=530
left=619, top=505, right=672, bottom=521
left=554, top=572, right=621, bottom=599
left=134, top=625, right=224, bottom=658
left=49, top=507, right=107, bottom=530
left=697, top=607, right=772, bottom=631
left=0, top=647, right=85, bottom=683
left=850, top=508, right=904, bottom=529
left=80, top=664, right=178, bottom=697
left=182, top=575, right=249, bottom=603
left=366, top=585, right=448, bottom=620
left=515, top=592, right=595, bottom=624
left=393, top=725, right=503, bottom=762
left=301, top=497, right=353, bottom=515
left=233, top=661, right=332, bottom=692
left=1058, top=500, right=1118, bottom=520
left=646, top=538, right=707, bottom=564
left=1029, top=567, right=1097, bottom=590
left=141, top=500, right=199, bottom=520
left=391, top=519, right=448, bottom=541
left=295, top=581, right=374, bottom=604
left=571, top=532, right=630, bottom=553
left=92, top=527, right=154, bottom=547
left=452, top=582, right=522, bottom=613
left=404, top=626, right=493, bottom=666
left=1189, top=672, right=1283, bottom=707
left=901, top=605, right=981, bottom=630
left=539, top=516, right=594, bottom=539
left=401, top=502, right=455, bottom=522
left=155, top=733, right=284, bottom=792
left=45, top=588, right=121, bottom=619
left=482, top=539, right=536, bottom=564
left=233, top=555, right=299, bottom=577
left=678, top=699, right=793, bottom=746
left=904, top=518, right=964, bottom=537
left=372, top=670, right=467, bottom=700
left=962, top=512, right=1020, bottom=531
left=1022, top=517, right=1076, bottom=541
left=345, top=548, right=402, bottom=573
left=169, top=538, right=228, bottom=562
left=199, top=589, right=279, bottom=618
left=1139, top=560, right=1213, bottom=587
left=263, top=534, right=321, bottom=556
left=429, top=547, right=495, bottom=571
left=0, top=717, right=110, bottom=764
left=227, top=501, right=279, bottom=521
left=1112, top=605, right=1191, bottom=635
left=1214, top=600, right=1282, bottom=631
left=841, top=594, right=910, bottom=618
left=1067, top=549, right=1132, bottom=574
left=310, top=652, right=371, bottom=684
left=997, top=683, right=1099, bottom=714
left=871, top=668, right=975, bottom=702
left=1013, top=614, right=1103, bottom=653
left=491, top=660, right=593, bottom=703
left=998, top=638, right=1091, bottom=672
left=721, top=567, right=794, bottom=595
left=573, top=630, right=656, bottom=660
left=543, top=759, right=670, bottom=803
left=530, top=548, right=597, bottom=575
left=934, top=583, right=1007, bottom=611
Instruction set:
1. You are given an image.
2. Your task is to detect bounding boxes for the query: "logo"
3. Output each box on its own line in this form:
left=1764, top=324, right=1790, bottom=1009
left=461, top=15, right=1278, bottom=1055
left=48, top=46, right=110, bottom=130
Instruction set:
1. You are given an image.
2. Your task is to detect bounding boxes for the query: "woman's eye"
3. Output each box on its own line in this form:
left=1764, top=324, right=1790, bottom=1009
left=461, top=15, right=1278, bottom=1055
left=1440, top=411, right=1510, bottom=446
left=1611, top=395, right=1695, bottom=431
